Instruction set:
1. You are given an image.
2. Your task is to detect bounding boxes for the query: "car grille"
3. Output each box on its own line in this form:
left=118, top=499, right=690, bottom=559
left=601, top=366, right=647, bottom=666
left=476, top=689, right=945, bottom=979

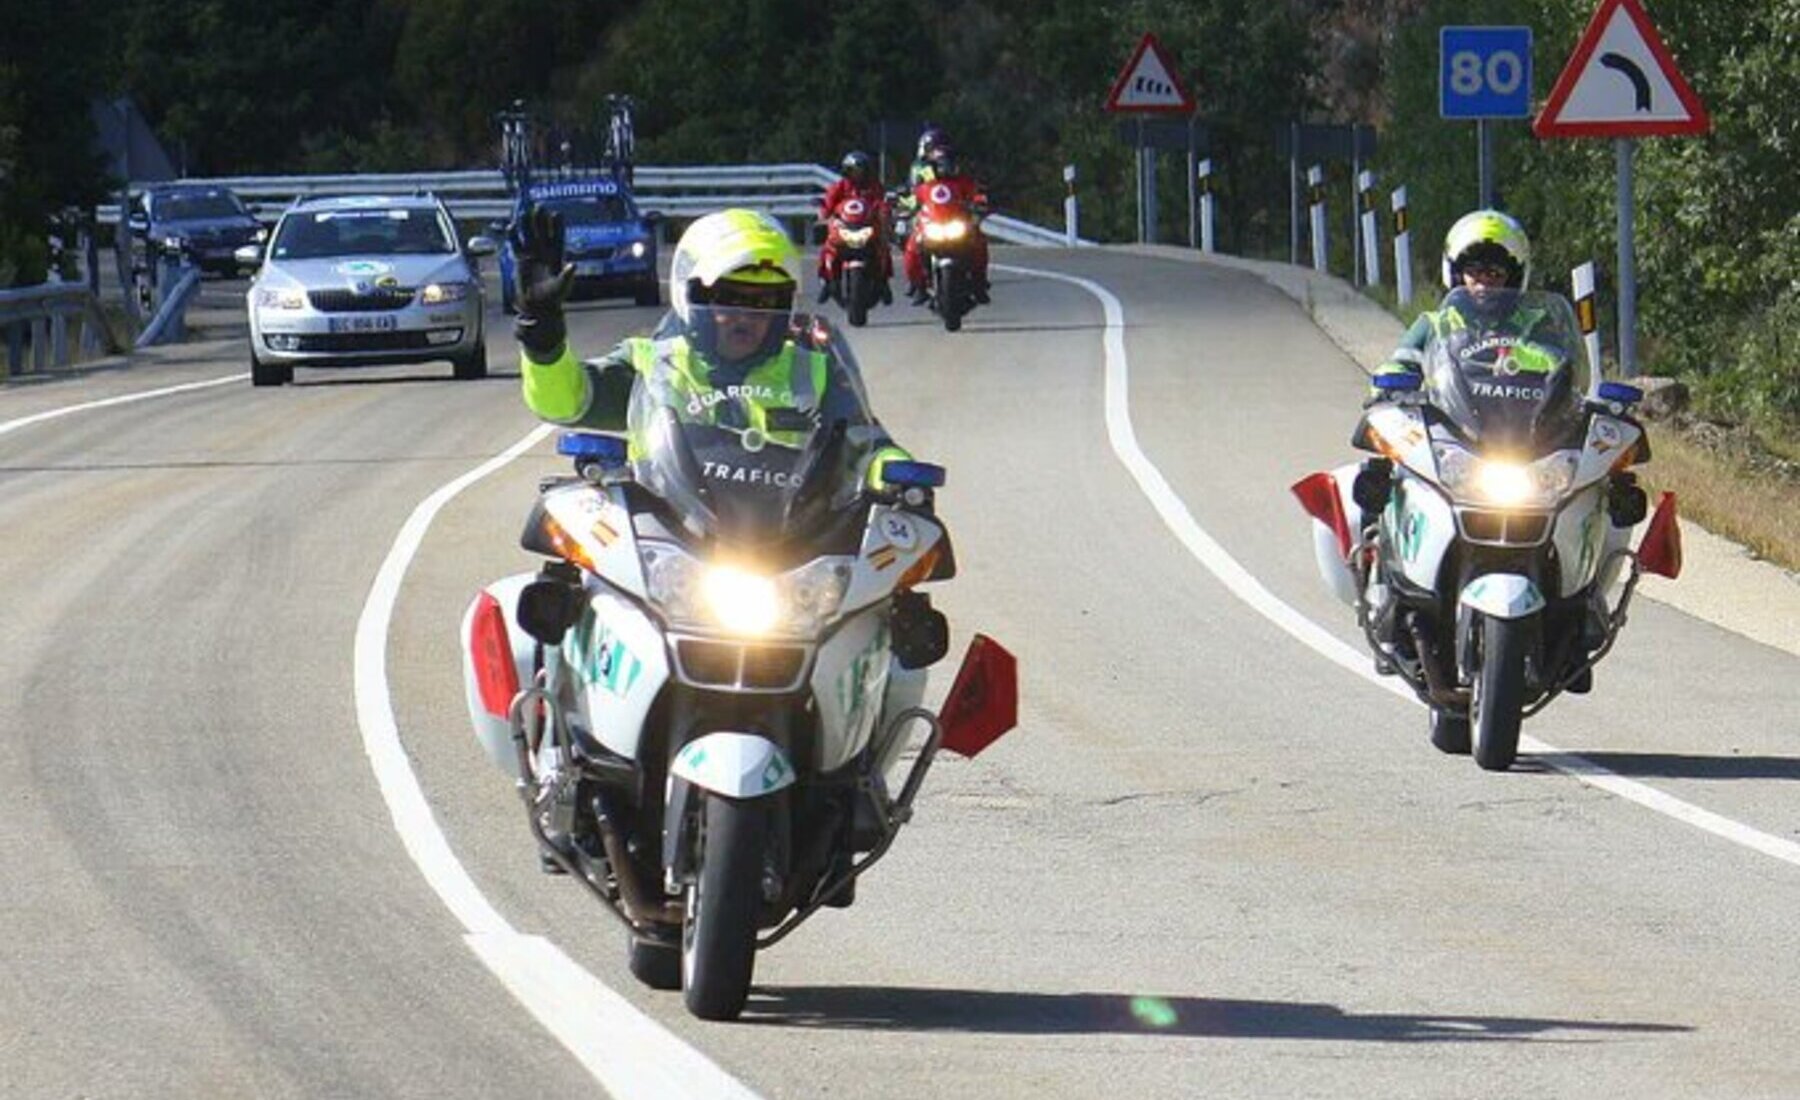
left=571, top=246, right=616, bottom=261
left=674, top=638, right=810, bottom=692
left=1457, top=508, right=1552, bottom=546
left=308, top=288, right=415, bottom=312
left=288, top=331, right=437, bottom=352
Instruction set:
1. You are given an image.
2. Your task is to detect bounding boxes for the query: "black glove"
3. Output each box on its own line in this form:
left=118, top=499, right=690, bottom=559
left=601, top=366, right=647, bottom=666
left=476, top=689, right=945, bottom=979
left=512, top=206, right=575, bottom=360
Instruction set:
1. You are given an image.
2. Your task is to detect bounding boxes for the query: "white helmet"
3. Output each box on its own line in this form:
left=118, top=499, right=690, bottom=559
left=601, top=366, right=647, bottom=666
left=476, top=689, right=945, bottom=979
left=667, top=209, right=802, bottom=324
left=1441, top=209, right=1532, bottom=290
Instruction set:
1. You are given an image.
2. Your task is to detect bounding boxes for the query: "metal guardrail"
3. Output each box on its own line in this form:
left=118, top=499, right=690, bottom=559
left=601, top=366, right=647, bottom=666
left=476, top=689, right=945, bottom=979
left=0, top=283, right=112, bottom=378
left=93, top=164, right=1088, bottom=247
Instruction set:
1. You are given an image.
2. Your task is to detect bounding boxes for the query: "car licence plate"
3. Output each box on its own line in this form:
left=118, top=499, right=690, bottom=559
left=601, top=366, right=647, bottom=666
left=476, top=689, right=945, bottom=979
left=327, top=315, right=399, bottom=334
left=575, top=260, right=609, bottom=276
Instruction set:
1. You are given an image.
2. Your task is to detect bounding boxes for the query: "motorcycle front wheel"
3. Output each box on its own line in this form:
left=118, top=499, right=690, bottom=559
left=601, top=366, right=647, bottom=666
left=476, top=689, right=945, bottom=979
left=681, top=794, right=767, bottom=1020
left=846, top=266, right=869, bottom=327
left=1472, top=616, right=1527, bottom=771
left=936, top=264, right=963, bottom=332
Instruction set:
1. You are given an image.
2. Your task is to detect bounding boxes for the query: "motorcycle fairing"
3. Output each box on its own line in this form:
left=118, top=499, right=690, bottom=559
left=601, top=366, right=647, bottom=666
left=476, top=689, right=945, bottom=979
left=809, top=605, right=893, bottom=774
left=542, top=483, right=647, bottom=599
left=568, top=587, right=671, bottom=762
left=461, top=572, right=541, bottom=780
left=840, top=504, right=944, bottom=614
left=1386, top=478, right=1459, bottom=593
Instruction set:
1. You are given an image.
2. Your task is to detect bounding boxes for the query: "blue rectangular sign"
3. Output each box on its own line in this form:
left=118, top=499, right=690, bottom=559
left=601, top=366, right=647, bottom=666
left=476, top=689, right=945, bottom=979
left=1440, top=26, right=1533, bottom=120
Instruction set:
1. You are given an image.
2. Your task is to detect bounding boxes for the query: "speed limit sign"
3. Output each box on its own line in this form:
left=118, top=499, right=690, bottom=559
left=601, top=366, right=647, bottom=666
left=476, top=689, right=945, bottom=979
left=1440, top=26, right=1533, bottom=119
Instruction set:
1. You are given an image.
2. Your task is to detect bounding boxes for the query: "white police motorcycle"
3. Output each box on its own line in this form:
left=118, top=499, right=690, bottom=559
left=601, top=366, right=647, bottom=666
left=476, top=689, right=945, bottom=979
left=460, top=311, right=1016, bottom=1019
left=1294, top=288, right=1681, bottom=771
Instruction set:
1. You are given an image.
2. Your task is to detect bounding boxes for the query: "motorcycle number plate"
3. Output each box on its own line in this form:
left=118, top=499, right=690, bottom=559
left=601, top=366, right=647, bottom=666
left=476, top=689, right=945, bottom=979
left=327, top=315, right=398, bottom=333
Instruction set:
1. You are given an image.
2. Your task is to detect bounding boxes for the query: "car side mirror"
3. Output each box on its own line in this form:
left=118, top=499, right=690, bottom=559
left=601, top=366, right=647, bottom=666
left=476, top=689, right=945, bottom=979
left=465, top=236, right=498, bottom=257
left=486, top=220, right=509, bottom=236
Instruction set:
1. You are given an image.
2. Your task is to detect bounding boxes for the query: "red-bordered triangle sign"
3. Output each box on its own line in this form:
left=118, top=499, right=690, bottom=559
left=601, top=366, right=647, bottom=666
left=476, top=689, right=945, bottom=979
left=1105, top=33, right=1195, bottom=115
left=1534, top=0, right=1710, bottom=138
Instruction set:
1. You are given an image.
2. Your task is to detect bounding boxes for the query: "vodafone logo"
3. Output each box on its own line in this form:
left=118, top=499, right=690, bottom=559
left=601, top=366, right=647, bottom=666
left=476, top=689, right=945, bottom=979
left=843, top=198, right=866, bottom=218
left=930, top=184, right=953, bottom=205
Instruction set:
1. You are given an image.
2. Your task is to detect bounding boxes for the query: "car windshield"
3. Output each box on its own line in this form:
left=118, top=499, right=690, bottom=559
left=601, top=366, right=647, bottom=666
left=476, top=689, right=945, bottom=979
left=154, top=191, right=247, bottom=221
left=1422, top=287, right=1592, bottom=453
left=626, top=309, right=880, bottom=549
left=271, top=208, right=454, bottom=260
left=540, top=195, right=631, bottom=225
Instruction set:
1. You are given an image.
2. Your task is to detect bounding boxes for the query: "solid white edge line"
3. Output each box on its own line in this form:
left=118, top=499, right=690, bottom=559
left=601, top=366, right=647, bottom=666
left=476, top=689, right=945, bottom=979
left=352, top=423, right=760, bottom=1100
left=999, top=261, right=1800, bottom=871
left=0, top=374, right=249, bottom=437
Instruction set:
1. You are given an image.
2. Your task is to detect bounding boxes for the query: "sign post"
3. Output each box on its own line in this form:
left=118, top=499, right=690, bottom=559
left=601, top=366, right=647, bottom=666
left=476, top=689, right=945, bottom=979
left=1440, top=26, right=1534, bottom=208
left=1535, top=0, right=1711, bottom=376
left=1105, top=33, right=1196, bottom=246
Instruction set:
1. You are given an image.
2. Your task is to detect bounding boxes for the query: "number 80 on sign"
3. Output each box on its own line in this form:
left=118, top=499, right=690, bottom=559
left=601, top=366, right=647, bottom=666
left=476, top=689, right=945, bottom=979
left=1440, top=26, right=1533, bottom=120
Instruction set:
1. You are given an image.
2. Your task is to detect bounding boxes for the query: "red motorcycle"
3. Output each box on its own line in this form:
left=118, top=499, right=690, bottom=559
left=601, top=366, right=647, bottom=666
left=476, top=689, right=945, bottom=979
left=903, top=180, right=987, bottom=333
left=821, top=196, right=890, bottom=328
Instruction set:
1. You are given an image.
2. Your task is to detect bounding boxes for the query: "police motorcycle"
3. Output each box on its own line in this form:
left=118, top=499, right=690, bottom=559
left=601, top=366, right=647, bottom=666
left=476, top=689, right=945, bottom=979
left=460, top=311, right=1017, bottom=1020
left=1292, top=288, right=1682, bottom=771
left=821, top=197, right=887, bottom=328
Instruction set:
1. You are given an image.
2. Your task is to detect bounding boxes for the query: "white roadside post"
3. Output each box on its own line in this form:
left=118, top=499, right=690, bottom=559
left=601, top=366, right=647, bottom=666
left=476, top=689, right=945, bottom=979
left=1391, top=186, right=1414, bottom=307
left=1359, top=169, right=1381, bottom=288
left=1307, top=164, right=1327, bottom=273
left=1063, top=164, right=1078, bottom=247
left=1573, top=261, right=1603, bottom=392
left=1197, top=158, right=1216, bottom=254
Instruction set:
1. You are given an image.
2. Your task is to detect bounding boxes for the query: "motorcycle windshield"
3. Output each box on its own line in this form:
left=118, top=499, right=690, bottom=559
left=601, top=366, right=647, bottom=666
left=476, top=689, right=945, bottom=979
left=1422, top=288, right=1591, bottom=453
left=626, top=309, right=879, bottom=549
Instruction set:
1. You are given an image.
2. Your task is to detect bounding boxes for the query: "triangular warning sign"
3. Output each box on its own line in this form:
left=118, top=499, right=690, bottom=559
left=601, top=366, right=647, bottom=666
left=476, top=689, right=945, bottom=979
left=1535, top=0, right=1710, bottom=138
left=1105, top=33, right=1195, bottom=115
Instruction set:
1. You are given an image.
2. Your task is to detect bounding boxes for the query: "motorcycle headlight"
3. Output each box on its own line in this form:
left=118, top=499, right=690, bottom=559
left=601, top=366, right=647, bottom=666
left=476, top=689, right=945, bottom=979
left=642, top=543, right=852, bottom=638
left=254, top=287, right=306, bottom=309
left=1433, top=444, right=1579, bottom=507
left=839, top=227, right=874, bottom=246
left=420, top=281, right=469, bottom=304
left=925, top=219, right=968, bottom=242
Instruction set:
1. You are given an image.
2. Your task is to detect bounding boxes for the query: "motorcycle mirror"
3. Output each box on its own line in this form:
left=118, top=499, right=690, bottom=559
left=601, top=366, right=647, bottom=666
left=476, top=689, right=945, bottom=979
left=937, top=634, right=1018, bottom=758
left=516, top=576, right=586, bottom=646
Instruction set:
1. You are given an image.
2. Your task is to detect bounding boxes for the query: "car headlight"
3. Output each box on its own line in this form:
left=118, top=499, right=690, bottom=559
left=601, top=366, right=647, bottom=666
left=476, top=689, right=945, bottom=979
left=924, top=219, right=968, bottom=242
left=420, top=282, right=470, bottom=304
left=254, top=287, right=306, bottom=309
left=160, top=235, right=185, bottom=252
left=253, top=227, right=269, bottom=242
left=630, top=240, right=648, bottom=258
left=642, top=542, right=852, bottom=637
left=838, top=226, right=874, bottom=246
left=1433, top=443, right=1579, bottom=507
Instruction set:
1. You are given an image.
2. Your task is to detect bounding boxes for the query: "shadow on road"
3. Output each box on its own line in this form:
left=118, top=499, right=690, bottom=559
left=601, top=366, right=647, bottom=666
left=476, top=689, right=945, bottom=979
left=1548, top=751, right=1800, bottom=781
left=743, top=986, right=1690, bottom=1042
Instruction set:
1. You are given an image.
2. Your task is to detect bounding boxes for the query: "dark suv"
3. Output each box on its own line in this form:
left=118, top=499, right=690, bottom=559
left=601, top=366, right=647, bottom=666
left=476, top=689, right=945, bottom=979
left=132, top=185, right=267, bottom=276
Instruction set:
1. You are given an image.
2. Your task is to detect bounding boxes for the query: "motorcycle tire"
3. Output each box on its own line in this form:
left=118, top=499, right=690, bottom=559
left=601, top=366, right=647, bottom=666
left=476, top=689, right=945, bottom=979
left=937, top=266, right=963, bottom=333
left=1472, top=616, right=1527, bottom=771
left=628, top=932, right=682, bottom=991
left=681, top=794, right=767, bottom=1021
left=1429, top=706, right=1471, bottom=755
left=846, top=268, right=869, bottom=328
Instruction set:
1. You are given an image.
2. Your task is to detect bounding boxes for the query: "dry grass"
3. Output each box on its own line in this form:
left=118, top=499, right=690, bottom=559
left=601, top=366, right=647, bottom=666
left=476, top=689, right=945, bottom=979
left=1638, top=427, right=1800, bottom=574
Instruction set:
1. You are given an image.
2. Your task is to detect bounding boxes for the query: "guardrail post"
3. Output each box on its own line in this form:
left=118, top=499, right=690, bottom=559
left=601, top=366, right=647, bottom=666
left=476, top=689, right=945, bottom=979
left=1063, top=164, right=1077, bottom=248
left=1391, top=186, right=1414, bottom=308
left=1307, top=164, right=1328, bottom=273
left=4, top=324, right=21, bottom=378
left=1358, top=170, right=1381, bottom=288
left=31, top=316, right=49, bottom=372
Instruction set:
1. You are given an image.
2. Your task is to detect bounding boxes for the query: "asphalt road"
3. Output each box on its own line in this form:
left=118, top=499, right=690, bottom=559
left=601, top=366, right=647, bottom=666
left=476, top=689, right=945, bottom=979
left=2, top=255, right=1796, bottom=1099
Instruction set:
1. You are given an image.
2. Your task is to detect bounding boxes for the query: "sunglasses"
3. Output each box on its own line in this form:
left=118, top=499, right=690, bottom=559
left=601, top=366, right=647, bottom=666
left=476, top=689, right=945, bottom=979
left=1462, top=263, right=1511, bottom=282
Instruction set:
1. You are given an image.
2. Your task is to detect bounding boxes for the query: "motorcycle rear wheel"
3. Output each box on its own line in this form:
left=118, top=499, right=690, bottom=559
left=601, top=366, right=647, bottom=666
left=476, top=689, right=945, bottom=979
left=681, top=794, right=767, bottom=1020
left=1472, top=616, right=1527, bottom=771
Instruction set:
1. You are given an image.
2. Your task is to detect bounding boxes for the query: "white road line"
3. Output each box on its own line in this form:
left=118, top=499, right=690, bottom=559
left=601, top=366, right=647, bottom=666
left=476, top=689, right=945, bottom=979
left=352, top=424, right=760, bottom=1100
left=0, top=374, right=248, bottom=438
left=1001, top=261, right=1800, bottom=871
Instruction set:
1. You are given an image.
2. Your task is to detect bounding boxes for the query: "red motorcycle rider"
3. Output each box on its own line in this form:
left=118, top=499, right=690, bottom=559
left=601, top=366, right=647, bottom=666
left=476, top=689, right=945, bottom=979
left=816, top=150, right=892, bottom=303
left=901, top=147, right=990, bottom=305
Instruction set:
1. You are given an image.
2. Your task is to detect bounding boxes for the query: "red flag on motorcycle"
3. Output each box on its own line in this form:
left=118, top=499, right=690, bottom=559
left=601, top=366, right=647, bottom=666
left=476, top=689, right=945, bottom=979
left=1638, top=491, right=1683, bottom=578
left=938, top=634, right=1018, bottom=758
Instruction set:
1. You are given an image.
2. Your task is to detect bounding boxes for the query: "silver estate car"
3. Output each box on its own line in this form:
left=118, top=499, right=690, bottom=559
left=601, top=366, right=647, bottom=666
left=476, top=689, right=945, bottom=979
left=241, top=194, right=497, bottom=386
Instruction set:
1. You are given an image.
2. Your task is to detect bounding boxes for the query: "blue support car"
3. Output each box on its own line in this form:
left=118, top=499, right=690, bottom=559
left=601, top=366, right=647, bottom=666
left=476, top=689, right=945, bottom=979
left=494, top=177, right=661, bottom=312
